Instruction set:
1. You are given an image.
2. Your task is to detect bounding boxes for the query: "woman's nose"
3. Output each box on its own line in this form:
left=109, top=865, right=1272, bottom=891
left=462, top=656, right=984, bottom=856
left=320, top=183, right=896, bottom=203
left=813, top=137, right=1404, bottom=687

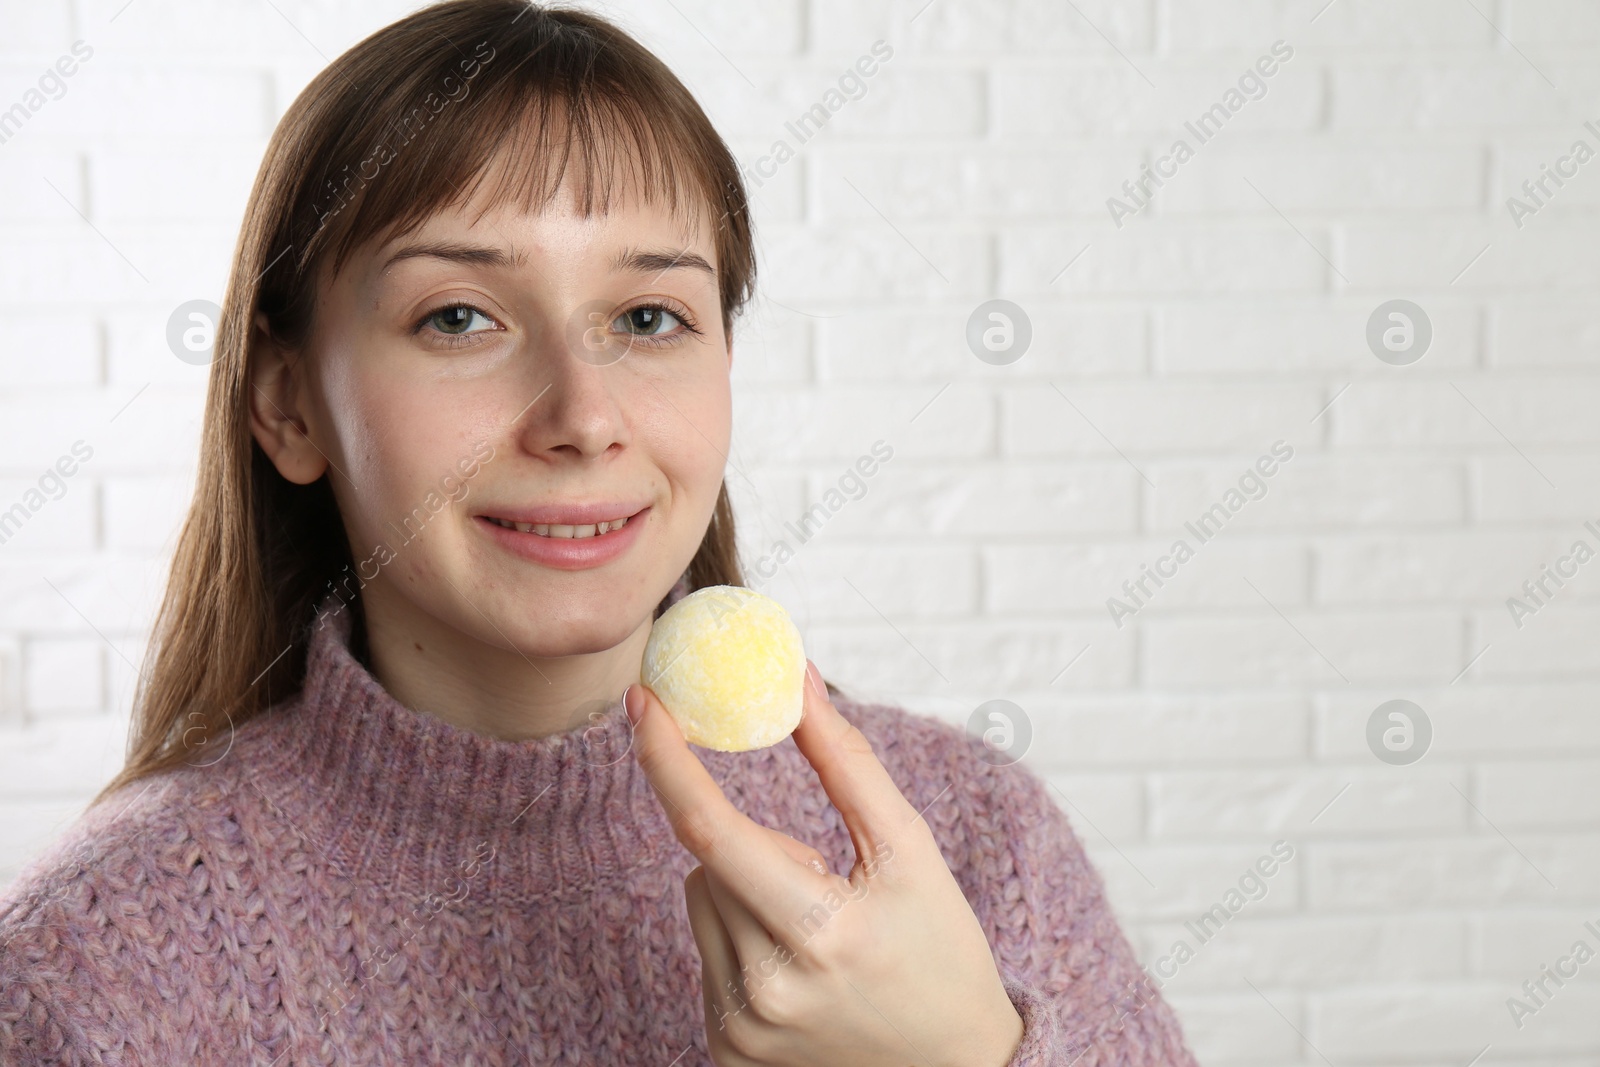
left=508, top=307, right=633, bottom=460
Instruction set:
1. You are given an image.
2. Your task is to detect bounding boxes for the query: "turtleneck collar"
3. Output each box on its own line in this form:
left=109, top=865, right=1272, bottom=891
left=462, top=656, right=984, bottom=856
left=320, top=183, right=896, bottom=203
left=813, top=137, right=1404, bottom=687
left=242, top=571, right=697, bottom=906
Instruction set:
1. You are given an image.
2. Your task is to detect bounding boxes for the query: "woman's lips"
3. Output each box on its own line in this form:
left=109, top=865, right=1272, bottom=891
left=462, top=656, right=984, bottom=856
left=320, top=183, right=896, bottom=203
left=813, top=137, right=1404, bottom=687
left=474, top=505, right=648, bottom=570
left=476, top=500, right=653, bottom=526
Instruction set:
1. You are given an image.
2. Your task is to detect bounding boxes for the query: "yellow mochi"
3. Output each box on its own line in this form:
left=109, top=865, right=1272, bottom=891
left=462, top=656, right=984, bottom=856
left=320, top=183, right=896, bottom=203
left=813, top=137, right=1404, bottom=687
left=641, top=585, right=806, bottom=752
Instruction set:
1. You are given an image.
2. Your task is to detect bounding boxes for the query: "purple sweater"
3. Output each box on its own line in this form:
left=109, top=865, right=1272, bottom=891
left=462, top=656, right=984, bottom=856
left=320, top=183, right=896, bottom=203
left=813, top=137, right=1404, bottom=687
left=0, top=591, right=1197, bottom=1065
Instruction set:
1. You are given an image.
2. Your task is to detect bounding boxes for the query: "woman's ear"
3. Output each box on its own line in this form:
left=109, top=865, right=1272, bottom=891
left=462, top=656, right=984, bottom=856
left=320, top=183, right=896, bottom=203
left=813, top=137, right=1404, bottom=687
left=248, top=310, right=329, bottom=486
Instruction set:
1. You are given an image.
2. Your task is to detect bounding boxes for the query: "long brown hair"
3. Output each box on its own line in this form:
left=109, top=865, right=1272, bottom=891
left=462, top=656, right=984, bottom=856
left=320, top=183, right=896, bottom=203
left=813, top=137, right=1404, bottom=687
left=93, top=0, right=793, bottom=806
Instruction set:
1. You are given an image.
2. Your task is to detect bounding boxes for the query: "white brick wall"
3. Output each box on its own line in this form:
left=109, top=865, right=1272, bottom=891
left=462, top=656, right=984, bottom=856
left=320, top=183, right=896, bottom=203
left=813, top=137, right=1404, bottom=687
left=3, top=0, right=1598, bottom=1060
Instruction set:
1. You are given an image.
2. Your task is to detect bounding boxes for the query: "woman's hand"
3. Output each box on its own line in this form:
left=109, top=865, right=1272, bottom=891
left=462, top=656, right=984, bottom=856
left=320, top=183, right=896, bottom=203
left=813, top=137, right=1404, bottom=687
left=625, top=660, right=1025, bottom=1067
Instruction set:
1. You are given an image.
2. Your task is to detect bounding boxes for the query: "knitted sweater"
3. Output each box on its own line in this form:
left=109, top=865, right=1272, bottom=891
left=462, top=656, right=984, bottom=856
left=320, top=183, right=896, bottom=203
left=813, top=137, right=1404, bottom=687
left=0, top=588, right=1197, bottom=1066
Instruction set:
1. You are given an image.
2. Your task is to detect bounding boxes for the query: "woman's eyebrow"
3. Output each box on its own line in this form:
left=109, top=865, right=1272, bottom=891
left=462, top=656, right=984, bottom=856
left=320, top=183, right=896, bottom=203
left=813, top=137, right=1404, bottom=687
left=611, top=246, right=717, bottom=280
left=381, top=241, right=525, bottom=272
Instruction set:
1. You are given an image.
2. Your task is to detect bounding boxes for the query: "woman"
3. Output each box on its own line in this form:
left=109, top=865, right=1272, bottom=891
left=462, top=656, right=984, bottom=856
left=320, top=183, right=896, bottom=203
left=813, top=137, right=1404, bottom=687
left=0, top=2, right=1197, bottom=1063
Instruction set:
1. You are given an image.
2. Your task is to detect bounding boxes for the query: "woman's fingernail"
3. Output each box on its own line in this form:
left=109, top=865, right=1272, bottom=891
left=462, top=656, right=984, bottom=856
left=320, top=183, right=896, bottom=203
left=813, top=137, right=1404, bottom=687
left=805, top=659, right=823, bottom=696
left=624, top=684, right=645, bottom=725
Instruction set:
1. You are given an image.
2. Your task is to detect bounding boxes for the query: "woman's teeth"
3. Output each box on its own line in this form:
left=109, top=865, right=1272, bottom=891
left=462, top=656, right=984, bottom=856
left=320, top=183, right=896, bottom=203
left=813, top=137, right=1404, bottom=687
left=485, top=515, right=630, bottom=538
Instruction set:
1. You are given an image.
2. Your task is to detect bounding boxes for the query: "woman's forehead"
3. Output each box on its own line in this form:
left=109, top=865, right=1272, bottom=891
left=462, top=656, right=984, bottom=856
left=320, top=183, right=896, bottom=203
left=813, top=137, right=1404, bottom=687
left=371, top=166, right=716, bottom=268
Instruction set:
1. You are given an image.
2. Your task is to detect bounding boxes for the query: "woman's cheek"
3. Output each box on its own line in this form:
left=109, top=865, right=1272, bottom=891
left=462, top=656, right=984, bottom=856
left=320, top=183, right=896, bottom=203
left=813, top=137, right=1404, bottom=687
left=643, top=361, right=731, bottom=468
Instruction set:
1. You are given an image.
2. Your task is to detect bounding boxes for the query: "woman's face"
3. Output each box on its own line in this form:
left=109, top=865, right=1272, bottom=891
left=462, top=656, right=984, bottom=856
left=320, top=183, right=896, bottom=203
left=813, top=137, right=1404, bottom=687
left=257, top=172, right=731, bottom=660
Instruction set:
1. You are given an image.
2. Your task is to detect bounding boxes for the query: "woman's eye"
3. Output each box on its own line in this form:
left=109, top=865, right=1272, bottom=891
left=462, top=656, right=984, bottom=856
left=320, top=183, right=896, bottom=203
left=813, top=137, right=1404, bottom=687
left=419, top=304, right=498, bottom=342
left=613, top=305, right=684, bottom=339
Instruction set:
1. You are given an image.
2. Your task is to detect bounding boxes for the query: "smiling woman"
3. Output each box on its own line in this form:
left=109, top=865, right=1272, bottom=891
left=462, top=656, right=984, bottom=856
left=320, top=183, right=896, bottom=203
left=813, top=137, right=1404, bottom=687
left=124, top=0, right=757, bottom=755
left=0, top=2, right=1197, bottom=1065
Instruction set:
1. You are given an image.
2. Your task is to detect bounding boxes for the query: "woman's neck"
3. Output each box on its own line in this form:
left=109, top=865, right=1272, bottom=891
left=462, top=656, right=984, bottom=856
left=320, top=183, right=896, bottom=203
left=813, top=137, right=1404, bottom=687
left=354, top=580, right=656, bottom=743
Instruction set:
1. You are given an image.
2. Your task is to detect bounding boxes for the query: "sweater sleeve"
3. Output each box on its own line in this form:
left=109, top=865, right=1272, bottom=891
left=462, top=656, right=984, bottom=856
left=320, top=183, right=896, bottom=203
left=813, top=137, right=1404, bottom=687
left=984, top=761, right=1198, bottom=1067
left=0, top=905, right=98, bottom=1065
left=0, top=972, right=90, bottom=1064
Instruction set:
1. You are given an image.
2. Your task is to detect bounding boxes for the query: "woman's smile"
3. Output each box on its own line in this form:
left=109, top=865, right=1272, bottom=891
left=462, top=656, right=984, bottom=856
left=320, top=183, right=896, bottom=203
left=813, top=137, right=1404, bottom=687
left=480, top=515, right=631, bottom=537
left=472, top=504, right=650, bottom=570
